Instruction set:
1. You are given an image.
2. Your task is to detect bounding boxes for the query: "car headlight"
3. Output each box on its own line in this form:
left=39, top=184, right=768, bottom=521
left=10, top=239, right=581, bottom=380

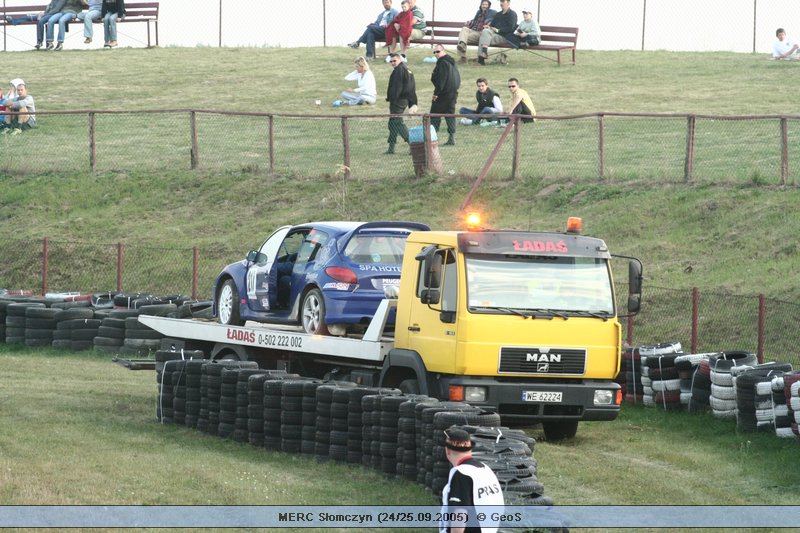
left=593, top=389, right=614, bottom=405
left=465, top=386, right=487, bottom=403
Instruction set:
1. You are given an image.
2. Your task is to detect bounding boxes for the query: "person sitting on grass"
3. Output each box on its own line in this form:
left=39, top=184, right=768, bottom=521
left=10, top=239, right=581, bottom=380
left=772, top=28, right=799, bottom=60
left=1, top=79, right=36, bottom=135
left=339, top=56, right=378, bottom=106
left=459, top=77, right=503, bottom=125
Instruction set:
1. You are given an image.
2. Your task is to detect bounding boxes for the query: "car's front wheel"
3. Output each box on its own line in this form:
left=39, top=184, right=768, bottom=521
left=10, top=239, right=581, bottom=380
left=301, top=288, right=328, bottom=335
left=217, top=279, right=242, bottom=326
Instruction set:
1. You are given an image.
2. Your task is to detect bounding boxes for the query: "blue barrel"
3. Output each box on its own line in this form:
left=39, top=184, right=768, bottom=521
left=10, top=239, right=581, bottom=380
left=408, top=125, right=438, bottom=144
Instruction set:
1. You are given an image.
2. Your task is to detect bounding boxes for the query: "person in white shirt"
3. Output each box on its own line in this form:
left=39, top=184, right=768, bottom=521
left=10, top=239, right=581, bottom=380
left=339, top=56, right=377, bottom=106
left=772, top=28, right=799, bottom=59
left=347, top=0, right=398, bottom=61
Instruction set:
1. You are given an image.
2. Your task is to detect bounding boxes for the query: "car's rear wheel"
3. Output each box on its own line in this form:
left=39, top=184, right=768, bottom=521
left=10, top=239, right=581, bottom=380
left=217, top=279, right=242, bottom=326
left=301, top=288, right=328, bottom=335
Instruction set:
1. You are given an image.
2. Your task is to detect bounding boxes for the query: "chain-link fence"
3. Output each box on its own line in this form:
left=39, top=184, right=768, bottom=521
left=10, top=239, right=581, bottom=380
left=2, top=110, right=800, bottom=185
left=2, top=236, right=799, bottom=366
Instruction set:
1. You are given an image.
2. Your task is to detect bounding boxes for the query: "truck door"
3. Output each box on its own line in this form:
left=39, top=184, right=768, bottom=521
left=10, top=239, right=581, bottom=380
left=405, top=248, right=458, bottom=373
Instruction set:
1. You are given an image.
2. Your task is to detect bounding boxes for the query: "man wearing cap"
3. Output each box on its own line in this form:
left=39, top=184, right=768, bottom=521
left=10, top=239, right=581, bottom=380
left=477, top=0, right=517, bottom=65
left=507, top=6, right=540, bottom=48
left=457, top=1, right=497, bottom=65
left=1, top=79, right=36, bottom=135
left=441, top=427, right=504, bottom=533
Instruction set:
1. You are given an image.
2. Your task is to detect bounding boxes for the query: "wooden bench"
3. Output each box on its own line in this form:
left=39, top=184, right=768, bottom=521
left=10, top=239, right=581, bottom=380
left=409, top=21, right=578, bottom=66
left=0, top=2, right=159, bottom=49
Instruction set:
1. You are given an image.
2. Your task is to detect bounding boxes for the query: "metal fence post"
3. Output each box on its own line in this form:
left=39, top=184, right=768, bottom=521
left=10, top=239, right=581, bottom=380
left=190, top=111, right=199, bottom=170
left=268, top=115, right=275, bottom=176
left=423, top=115, right=432, bottom=171
left=684, top=115, right=696, bottom=181
left=598, top=114, right=605, bottom=179
left=691, top=287, right=699, bottom=354
left=89, top=112, right=96, bottom=171
left=757, top=293, right=765, bottom=363
left=42, top=237, right=49, bottom=296
left=341, top=116, right=351, bottom=179
left=512, top=116, right=521, bottom=180
left=116, top=242, right=124, bottom=293
left=780, top=117, right=788, bottom=185
left=192, top=246, right=199, bottom=300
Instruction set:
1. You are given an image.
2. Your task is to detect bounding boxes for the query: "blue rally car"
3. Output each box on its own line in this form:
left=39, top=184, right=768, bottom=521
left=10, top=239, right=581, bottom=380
left=212, top=221, right=430, bottom=335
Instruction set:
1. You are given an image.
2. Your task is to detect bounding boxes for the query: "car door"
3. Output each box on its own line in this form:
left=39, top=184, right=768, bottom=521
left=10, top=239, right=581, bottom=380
left=245, top=225, right=290, bottom=312
left=288, top=229, right=331, bottom=313
left=267, top=229, right=309, bottom=313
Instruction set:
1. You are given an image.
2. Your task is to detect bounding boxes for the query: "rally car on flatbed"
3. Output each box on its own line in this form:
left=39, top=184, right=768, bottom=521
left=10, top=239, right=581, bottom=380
left=212, top=221, right=430, bottom=335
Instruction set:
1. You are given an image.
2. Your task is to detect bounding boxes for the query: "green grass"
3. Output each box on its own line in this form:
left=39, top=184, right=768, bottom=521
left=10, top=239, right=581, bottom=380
left=3, top=347, right=800, bottom=533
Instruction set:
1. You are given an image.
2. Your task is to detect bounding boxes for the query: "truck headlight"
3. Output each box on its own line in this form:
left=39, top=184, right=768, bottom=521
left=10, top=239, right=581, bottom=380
left=593, top=390, right=614, bottom=405
left=465, top=386, right=487, bottom=402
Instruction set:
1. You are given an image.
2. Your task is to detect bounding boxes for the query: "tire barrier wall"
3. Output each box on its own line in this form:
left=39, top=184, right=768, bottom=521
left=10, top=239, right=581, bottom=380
left=153, top=358, right=553, bottom=507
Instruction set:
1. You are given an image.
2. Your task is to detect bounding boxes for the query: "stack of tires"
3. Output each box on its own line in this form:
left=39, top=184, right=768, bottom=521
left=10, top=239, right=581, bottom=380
left=0, top=299, right=10, bottom=341
left=52, top=308, right=100, bottom=351
left=155, top=350, right=205, bottom=423
left=688, top=355, right=716, bottom=412
left=734, top=363, right=792, bottom=432
left=645, top=352, right=683, bottom=411
left=184, top=359, right=207, bottom=429
left=234, top=369, right=268, bottom=443
left=770, top=373, right=793, bottom=438
left=218, top=368, right=241, bottom=439
left=263, top=378, right=290, bottom=450
left=377, top=395, right=410, bottom=475
left=396, top=395, right=432, bottom=480
left=783, top=372, right=800, bottom=437
left=709, top=351, right=758, bottom=419
left=621, top=346, right=644, bottom=404
left=638, top=342, right=682, bottom=407
left=329, top=386, right=356, bottom=462
left=122, top=304, right=177, bottom=356
left=5, top=301, right=46, bottom=344
left=248, top=372, right=295, bottom=446
left=24, top=304, right=59, bottom=348
left=313, top=384, right=336, bottom=460
left=280, top=379, right=308, bottom=454
left=94, top=309, right=137, bottom=353
left=673, top=353, right=709, bottom=408
left=417, top=402, right=480, bottom=493
left=346, top=387, right=376, bottom=464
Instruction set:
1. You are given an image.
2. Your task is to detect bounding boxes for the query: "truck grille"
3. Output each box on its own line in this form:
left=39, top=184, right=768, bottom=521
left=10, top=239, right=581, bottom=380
left=498, top=347, right=586, bottom=375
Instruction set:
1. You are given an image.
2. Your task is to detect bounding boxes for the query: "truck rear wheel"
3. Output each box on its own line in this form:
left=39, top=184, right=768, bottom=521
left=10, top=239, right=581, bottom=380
left=542, top=420, right=579, bottom=441
left=398, top=379, right=420, bottom=394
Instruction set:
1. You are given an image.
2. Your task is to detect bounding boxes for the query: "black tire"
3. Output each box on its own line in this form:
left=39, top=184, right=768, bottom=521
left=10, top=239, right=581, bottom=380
left=399, top=379, right=420, bottom=394
left=542, top=420, right=579, bottom=441
left=216, top=279, right=242, bottom=326
left=300, top=288, right=328, bottom=335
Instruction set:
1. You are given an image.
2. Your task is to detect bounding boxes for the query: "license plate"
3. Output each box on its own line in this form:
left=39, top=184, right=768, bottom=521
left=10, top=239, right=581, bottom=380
left=522, top=391, right=563, bottom=403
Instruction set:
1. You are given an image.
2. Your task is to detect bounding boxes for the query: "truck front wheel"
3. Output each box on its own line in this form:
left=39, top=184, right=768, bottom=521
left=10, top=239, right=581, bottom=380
left=542, top=420, right=579, bottom=441
left=398, top=379, right=420, bottom=394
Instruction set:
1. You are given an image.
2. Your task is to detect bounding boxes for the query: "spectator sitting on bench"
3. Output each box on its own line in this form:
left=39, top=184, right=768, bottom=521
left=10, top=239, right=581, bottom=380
left=347, top=0, right=398, bottom=62
left=78, top=0, right=103, bottom=44
left=1, top=79, right=36, bottom=135
left=34, top=0, right=67, bottom=50
left=457, top=0, right=497, bottom=65
left=459, top=77, right=503, bottom=125
left=772, top=28, right=800, bottom=60
left=102, top=0, right=126, bottom=48
left=45, top=0, right=83, bottom=51
left=477, top=0, right=517, bottom=65
left=507, top=6, right=540, bottom=48
left=385, top=0, right=425, bottom=59
left=507, top=77, right=534, bottom=123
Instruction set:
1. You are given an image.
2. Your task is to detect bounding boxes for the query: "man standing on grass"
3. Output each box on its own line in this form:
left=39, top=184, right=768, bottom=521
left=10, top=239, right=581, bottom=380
left=430, top=45, right=460, bottom=146
left=385, top=53, right=418, bottom=154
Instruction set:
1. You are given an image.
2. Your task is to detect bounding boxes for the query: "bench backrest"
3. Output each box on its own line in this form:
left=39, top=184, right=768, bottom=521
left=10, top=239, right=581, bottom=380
left=0, top=2, right=158, bottom=17
left=539, top=25, right=579, bottom=46
left=418, top=22, right=578, bottom=47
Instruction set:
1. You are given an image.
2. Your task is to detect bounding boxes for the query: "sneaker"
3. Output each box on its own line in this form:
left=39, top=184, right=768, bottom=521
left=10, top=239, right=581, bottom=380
left=457, top=41, right=467, bottom=53
left=479, top=47, right=489, bottom=58
left=45, top=42, right=54, bottom=50
left=385, top=55, right=392, bottom=63
left=347, top=41, right=359, bottom=49
left=54, top=42, right=63, bottom=51
left=34, top=42, right=42, bottom=50
left=365, top=55, right=375, bottom=62
left=460, top=117, right=472, bottom=126
left=9, top=128, right=21, bottom=135
left=109, top=40, right=117, bottom=47
left=332, top=100, right=343, bottom=107
left=84, top=37, right=92, bottom=44
left=478, top=56, right=485, bottom=65
left=400, top=54, right=407, bottom=63
left=479, top=120, right=496, bottom=127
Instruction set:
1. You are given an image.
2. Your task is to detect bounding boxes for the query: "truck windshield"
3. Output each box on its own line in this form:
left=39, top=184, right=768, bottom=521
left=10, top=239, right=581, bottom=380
left=465, top=255, right=614, bottom=315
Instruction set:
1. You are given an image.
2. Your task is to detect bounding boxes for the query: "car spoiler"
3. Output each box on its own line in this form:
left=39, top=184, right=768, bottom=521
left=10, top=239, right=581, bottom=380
left=338, top=221, right=430, bottom=253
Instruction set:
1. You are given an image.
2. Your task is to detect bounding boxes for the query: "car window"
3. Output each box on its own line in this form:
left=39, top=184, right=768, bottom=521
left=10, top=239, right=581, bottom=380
left=281, top=231, right=308, bottom=257
left=295, top=229, right=330, bottom=264
left=344, top=235, right=407, bottom=264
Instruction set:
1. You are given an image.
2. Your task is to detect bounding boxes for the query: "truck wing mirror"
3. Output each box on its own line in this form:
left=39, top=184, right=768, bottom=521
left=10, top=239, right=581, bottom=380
left=627, top=293, right=641, bottom=314
left=629, top=259, right=643, bottom=295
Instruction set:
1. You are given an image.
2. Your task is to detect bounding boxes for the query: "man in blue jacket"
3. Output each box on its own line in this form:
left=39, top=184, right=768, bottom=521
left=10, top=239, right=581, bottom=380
left=348, top=0, right=398, bottom=61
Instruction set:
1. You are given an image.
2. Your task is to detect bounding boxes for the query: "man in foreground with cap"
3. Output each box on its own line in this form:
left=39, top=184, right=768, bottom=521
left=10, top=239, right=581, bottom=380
left=440, top=427, right=504, bottom=533
left=1, top=79, right=36, bottom=135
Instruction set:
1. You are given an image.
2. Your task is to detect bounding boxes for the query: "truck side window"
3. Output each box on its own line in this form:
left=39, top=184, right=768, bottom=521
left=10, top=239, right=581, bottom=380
left=417, top=249, right=456, bottom=313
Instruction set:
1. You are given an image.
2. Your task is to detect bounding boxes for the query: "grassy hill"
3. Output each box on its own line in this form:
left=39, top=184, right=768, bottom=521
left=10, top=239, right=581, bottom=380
left=1, top=47, right=799, bottom=300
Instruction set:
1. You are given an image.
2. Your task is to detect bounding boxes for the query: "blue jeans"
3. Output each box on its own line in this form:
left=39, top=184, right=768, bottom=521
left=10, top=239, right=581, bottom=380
left=103, top=12, right=119, bottom=42
left=356, top=24, right=386, bottom=58
left=77, top=9, right=102, bottom=38
left=46, top=12, right=77, bottom=43
left=459, top=106, right=502, bottom=124
left=36, top=14, right=56, bottom=44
